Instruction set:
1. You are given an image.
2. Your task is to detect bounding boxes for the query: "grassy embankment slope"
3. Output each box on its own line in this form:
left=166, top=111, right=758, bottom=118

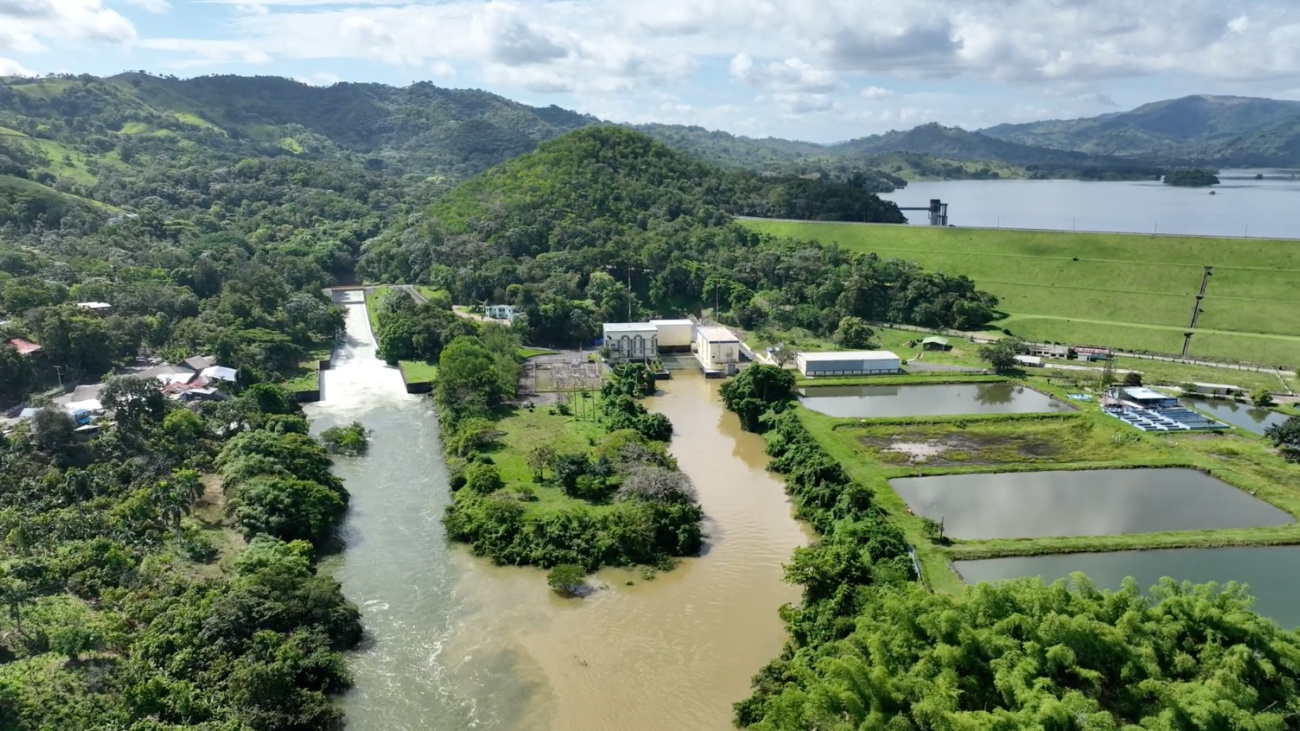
left=742, top=221, right=1300, bottom=368
left=797, top=386, right=1300, bottom=595
left=362, top=286, right=438, bottom=385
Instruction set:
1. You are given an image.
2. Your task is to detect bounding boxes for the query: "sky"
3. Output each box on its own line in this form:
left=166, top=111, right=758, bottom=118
left=4, top=0, right=1300, bottom=143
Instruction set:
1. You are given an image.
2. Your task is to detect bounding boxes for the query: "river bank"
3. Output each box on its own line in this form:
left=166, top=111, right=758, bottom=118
left=312, top=294, right=807, bottom=729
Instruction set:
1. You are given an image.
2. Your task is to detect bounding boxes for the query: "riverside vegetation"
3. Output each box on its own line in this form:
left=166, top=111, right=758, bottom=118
left=722, top=365, right=1300, bottom=728
left=440, top=361, right=703, bottom=573
left=0, top=381, right=363, bottom=730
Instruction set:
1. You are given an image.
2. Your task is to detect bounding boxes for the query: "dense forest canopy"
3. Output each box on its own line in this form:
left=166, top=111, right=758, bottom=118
left=361, top=127, right=999, bottom=346
left=746, top=576, right=1300, bottom=730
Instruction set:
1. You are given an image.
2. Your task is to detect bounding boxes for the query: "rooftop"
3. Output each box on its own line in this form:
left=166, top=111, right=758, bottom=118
left=76, top=301, right=111, bottom=309
left=4, top=337, right=42, bottom=355
left=799, top=350, right=899, bottom=362
left=921, top=336, right=949, bottom=345
left=696, top=326, right=739, bottom=343
left=603, top=322, right=657, bottom=333
left=649, top=318, right=693, bottom=326
left=1122, top=387, right=1175, bottom=401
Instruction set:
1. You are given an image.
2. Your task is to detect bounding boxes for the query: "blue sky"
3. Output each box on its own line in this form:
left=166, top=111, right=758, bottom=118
left=4, top=0, right=1300, bottom=142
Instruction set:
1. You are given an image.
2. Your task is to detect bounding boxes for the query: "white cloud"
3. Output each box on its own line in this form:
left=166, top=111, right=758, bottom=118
left=121, top=0, right=171, bottom=13
left=859, top=86, right=894, bottom=100
left=730, top=52, right=838, bottom=92
left=0, top=56, right=36, bottom=75
left=0, top=0, right=135, bottom=52
left=430, top=60, right=456, bottom=78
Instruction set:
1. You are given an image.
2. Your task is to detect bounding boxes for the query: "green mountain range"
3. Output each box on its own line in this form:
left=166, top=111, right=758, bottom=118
left=982, top=95, right=1300, bottom=166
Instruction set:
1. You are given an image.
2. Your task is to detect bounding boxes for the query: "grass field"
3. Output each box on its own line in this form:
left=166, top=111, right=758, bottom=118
left=796, top=378, right=1300, bottom=594
left=492, top=401, right=615, bottom=517
left=743, top=221, right=1300, bottom=366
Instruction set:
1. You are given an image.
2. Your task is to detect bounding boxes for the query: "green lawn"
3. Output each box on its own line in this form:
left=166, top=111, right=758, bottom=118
left=742, top=221, right=1300, bottom=364
left=518, top=347, right=557, bottom=359
left=279, top=346, right=332, bottom=393
left=492, top=403, right=614, bottom=517
left=398, top=361, right=437, bottom=385
left=364, top=286, right=389, bottom=338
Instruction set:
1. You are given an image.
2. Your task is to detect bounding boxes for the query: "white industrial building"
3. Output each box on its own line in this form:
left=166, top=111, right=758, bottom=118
left=650, top=319, right=694, bottom=351
left=694, top=326, right=740, bottom=373
left=796, top=350, right=901, bottom=378
left=603, top=323, right=659, bottom=362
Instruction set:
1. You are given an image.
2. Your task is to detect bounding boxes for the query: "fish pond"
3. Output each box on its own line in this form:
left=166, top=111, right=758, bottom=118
left=1181, top=397, right=1290, bottom=436
left=956, top=546, right=1300, bottom=629
left=799, top=382, right=1072, bottom=419
left=890, top=468, right=1293, bottom=540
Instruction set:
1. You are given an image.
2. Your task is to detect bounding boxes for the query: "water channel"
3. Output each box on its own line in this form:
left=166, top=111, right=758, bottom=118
left=891, top=468, right=1293, bottom=540
left=881, top=170, right=1300, bottom=238
left=310, top=294, right=807, bottom=730
left=800, top=382, right=1070, bottom=418
left=957, top=546, right=1300, bottom=629
left=1181, top=397, right=1290, bottom=436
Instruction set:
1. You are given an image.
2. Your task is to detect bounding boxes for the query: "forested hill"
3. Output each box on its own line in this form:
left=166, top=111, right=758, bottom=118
left=982, top=94, right=1300, bottom=166
left=361, top=127, right=998, bottom=346
left=0, top=73, right=593, bottom=181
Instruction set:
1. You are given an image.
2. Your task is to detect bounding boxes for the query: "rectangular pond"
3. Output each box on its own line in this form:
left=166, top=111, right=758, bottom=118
left=799, top=382, right=1073, bottom=418
left=890, top=468, right=1293, bottom=540
left=1181, top=397, right=1289, bottom=436
left=956, top=546, right=1300, bottom=629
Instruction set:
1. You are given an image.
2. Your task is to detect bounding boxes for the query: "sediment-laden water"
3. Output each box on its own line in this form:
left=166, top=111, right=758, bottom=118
left=891, top=468, right=1293, bottom=540
left=800, top=382, right=1071, bottom=418
left=310, top=293, right=806, bottom=730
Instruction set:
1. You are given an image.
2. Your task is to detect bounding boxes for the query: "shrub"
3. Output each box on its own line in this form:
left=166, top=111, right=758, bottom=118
left=547, top=564, right=586, bottom=595
left=320, top=421, right=370, bottom=456
left=463, top=462, right=503, bottom=495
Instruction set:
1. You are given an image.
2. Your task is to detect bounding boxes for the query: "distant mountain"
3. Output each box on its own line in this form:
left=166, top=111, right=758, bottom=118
left=636, top=121, right=1162, bottom=184
left=982, top=95, right=1300, bottom=166
left=0, top=73, right=596, bottom=182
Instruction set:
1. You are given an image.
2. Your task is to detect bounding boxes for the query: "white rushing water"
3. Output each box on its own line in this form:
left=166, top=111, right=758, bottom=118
left=311, top=291, right=806, bottom=730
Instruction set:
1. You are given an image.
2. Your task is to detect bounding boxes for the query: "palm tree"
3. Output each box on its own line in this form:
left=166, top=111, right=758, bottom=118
left=153, top=469, right=203, bottom=540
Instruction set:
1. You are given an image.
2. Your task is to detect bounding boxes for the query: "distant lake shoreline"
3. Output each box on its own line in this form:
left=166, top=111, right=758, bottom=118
left=880, top=170, right=1300, bottom=239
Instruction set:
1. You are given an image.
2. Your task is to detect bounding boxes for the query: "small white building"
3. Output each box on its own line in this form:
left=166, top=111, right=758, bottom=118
left=76, top=301, right=112, bottom=316
left=484, top=304, right=517, bottom=321
left=1013, top=354, right=1044, bottom=368
left=695, top=325, right=740, bottom=372
left=603, top=323, right=658, bottom=361
left=650, top=319, right=694, bottom=350
left=796, top=350, right=901, bottom=378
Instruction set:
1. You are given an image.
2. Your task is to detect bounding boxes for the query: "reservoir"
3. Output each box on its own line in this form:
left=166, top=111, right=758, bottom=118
left=800, top=382, right=1070, bottom=418
left=956, top=546, right=1300, bottom=629
left=882, top=170, right=1300, bottom=239
left=311, top=294, right=806, bottom=730
left=1181, top=397, right=1289, bottom=436
left=890, top=468, right=1293, bottom=540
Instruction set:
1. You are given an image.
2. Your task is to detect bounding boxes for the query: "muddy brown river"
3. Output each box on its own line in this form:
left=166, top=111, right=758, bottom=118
left=310, top=295, right=806, bottom=730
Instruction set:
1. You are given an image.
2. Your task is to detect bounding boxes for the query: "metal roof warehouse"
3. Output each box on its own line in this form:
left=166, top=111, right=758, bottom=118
left=797, top=350, right=901, bottom=377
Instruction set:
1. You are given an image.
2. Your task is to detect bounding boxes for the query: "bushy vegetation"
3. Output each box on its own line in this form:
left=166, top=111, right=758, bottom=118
left=440, top=360, right=703, bottom=572
left=319, top=421, right=370, bottom=456
left=744, top=576, right=1300, bottom=730
left=734, top=409, right=914, bottom=725
left=1164, top=168, right=1221, bottom=186
left=0, top=381, right=359, bottom=730
left=720, top=364, right=798, bottom=432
